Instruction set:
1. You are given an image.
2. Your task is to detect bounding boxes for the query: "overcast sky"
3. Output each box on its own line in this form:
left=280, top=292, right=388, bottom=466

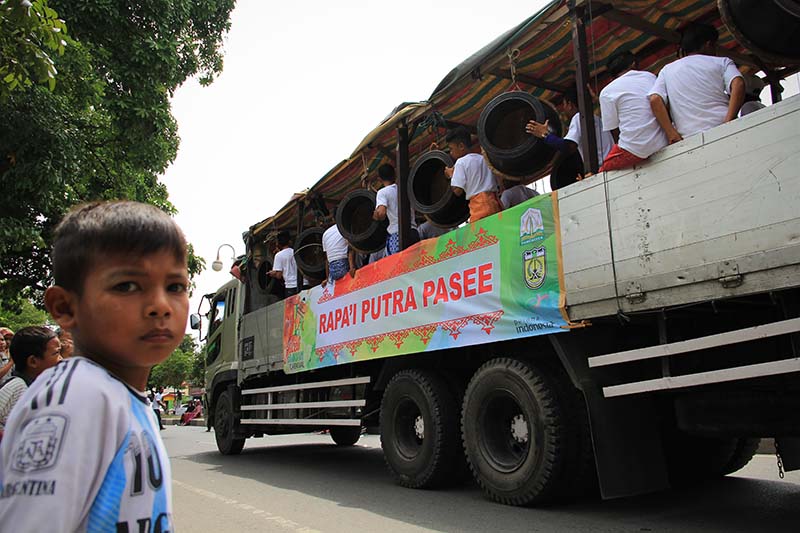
left=160, top=0, right=799, bottom=335
left=161, top=0, right=550, bottom=329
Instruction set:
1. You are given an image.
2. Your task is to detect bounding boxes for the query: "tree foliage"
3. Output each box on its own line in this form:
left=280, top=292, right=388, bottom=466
left=148, top=334, right=199, bottom=390
left=0, top=298, right=51, bottom=331
left=0, top=0, right=234, bottom=303
left=0, top=0, right=68, bottom=97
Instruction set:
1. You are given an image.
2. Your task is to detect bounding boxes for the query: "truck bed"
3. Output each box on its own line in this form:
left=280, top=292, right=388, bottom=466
left=559, top=95, right=800, bottom=321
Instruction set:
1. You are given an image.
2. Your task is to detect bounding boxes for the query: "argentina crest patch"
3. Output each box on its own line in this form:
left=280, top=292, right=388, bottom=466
left=11, top=414, right=68, bottom=473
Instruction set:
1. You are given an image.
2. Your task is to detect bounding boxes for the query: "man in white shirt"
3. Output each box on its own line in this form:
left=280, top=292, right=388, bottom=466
left=525, top=88, right=613, bottom=186
left=648, top=23, right=744, bottom=142
left=322, top=218, right=355, bottom=284
left=372, top=163, right=419, bottom=255
left=598, top=50, right=669, bottom=172
left=444, top=127, right=501, bottom=222
left=269, top=230, right=299, bottom=296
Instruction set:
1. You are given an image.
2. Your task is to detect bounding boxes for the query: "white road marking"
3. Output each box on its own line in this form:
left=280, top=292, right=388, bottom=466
left=173, top=478, right=321, bottom=533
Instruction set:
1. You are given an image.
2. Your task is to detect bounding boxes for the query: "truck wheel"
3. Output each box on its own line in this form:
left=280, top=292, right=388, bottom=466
left=721, top=438, right=760, bottom=475
left=462, top=358, right=567, bottom=506
left=380, top=369, right=461, bottom=488
left=214, top=391, right=245, bottom=455
left=330, top=426, right=361, bottom=446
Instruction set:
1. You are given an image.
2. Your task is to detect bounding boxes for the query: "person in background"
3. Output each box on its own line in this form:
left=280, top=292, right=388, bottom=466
left=526, top=87, right=613, bottom=183
left=153, top=386, right=166, bottom=430
left=322, top=209, right=356, bottom=285
left=373, top=163, right=419, bottom=255
left=0, top=330, right=12, bottom=387
left=648, top=22, right=744, bottom=143
left=57, top=327, right=74, bottom=359
left=0, top=327, right=13, bottom=347
left=500, top=178, right=539, bottom=209
left=268, top=230, right=299, bottom=297
left=598, top=50, right=669, bottom=172
left=445, top=127, right=502, bottom=222
left=0, top=326, right=62, bottom=439
left=740, top=74, right=766, bottom=116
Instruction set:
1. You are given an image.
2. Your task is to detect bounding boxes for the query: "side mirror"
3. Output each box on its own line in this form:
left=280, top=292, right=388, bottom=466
left=189, top=314, right=201, bottom=330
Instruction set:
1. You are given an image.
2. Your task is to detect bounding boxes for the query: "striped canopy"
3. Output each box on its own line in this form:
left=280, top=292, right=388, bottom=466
left=251, top=0, right=793, bottom=240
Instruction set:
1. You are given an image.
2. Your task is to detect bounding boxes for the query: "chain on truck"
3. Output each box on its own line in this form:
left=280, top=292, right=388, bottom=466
left=193, top=0, right=800, bottom=506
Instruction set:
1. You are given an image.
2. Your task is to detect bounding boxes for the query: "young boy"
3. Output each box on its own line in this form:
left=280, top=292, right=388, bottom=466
left=0, top=201, right=189, bottom=531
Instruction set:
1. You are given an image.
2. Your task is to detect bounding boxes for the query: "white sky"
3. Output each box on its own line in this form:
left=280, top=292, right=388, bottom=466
left=161, top=0, right=549, bottom=327
left=160, top=0, right=800, bottom=332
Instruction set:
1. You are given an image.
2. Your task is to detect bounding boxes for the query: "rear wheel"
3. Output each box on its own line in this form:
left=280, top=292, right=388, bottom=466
left=330, top=426, right=362, bottom=446
left=663, top=432, right=760, bottom=484
left=380, top=369, right=461, bottom=488
left=462, top=358, right=570, bottom=506
left=214, top=390, right=245, bottom=455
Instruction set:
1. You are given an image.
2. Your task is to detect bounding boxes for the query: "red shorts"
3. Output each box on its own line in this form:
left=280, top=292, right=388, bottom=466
left=599, top=144, right=646, bottom=172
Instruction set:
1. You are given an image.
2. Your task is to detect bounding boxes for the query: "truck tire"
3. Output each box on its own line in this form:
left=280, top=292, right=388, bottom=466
left=214, top=391, right=245, bottom=455
left=461, top=358, right=568, bottom=506
left=380, top=369, right=461, bottom=488
left=721, top=438, right=760, bottom=475
left=663, top=433, right=759, bottom=484
left=330, top=426, right=362, bottom=446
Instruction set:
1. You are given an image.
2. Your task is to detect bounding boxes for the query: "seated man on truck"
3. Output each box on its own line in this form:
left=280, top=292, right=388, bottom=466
left=648, top=22, right=744, bottom=143
left=598, top=50, right=669, bottom=172
left=444, top=126, right=502, bottom=222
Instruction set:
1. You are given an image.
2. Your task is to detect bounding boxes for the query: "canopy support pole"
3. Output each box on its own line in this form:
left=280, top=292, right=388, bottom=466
left=569, top=0, right=600, bottom=173
left=396, top=121, right=412, bottom=251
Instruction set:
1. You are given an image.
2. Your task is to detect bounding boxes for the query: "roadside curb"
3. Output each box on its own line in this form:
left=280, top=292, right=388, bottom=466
left=164, top=418, right=206, bottom=427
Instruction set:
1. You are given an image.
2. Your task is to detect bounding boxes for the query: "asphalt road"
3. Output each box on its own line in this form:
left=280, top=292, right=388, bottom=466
left=165, top=426, right=799, bottom=533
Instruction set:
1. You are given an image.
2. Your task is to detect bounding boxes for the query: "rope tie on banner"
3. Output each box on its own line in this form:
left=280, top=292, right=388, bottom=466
left=507, top=48, right=522, bottom=92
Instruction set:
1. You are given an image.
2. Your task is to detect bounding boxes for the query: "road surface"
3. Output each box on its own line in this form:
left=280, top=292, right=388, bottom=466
left=165, top=427, right=799, bottom=532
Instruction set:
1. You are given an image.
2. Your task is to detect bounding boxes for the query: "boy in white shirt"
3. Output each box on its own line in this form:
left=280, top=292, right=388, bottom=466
left=598, top=50, right=669, bottom=172
left=0, top=201, right=189, bottom=532
left=444, top=127, right=501, bottom=222
left=372, top=163, right=419, bottom=255
left=268, top=230, right=299, bottom=296
left=649, top=23, right=744, bottom=142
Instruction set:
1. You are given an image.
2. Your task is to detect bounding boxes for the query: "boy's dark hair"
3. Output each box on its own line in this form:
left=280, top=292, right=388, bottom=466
left=52, top=201, right=187, bottom=294
left=680, top=23, right=718, bottom=54
left=377, top=164, right=396, bottom=182
left=607, top=50, right=636, bottom=77
left=562, top=88, right=579, bottom=106
left=276, top=230, right=291, bottom=247
left=445, top=126, right=472, bottom=147
left=10, top=326, right=57, bottom=373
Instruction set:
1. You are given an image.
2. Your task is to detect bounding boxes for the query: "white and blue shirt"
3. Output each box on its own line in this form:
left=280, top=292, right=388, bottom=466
left=0, top=357, right=173, bottom=532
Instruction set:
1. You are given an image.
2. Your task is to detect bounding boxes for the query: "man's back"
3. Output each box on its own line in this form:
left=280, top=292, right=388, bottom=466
left=600, top=70, right=668, bottom=158
left=0, top=357, right=173, bottom=532
left=322, top=225, right=348, bottom=261
left=649, top=54, right=742, bottom=138
left=450, top=153, right=497, bottom=199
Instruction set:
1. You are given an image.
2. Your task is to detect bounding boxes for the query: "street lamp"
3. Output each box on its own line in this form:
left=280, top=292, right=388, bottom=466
left=211, top=243, right=237, bottom=272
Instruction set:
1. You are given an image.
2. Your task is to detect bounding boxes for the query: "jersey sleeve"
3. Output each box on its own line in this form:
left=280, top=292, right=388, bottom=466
left=0, top=360, right=127, bottom=532
left=0, top=378, right=27, bottom=430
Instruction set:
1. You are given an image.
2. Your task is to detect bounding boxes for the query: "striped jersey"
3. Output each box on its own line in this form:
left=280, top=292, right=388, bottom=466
left=0, top=357, right=173, bottom=532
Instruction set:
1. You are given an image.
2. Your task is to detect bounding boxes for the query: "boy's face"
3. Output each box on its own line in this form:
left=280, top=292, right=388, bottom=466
left=47, top=249, right=189, bottom=388
left=28, top=337, right=63, bottom=379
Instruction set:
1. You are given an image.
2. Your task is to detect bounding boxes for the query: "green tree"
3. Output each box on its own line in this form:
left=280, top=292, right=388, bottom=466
left=0, top=298, right=51, bottom=331
left=0, top=0, right=68, bottom=97
left=148, top=334, right=202, bottom=391
left=0, top=0, right=233, bottom=303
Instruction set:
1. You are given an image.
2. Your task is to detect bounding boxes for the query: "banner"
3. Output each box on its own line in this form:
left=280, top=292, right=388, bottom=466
left=282, top=193, right=567, bottom=374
